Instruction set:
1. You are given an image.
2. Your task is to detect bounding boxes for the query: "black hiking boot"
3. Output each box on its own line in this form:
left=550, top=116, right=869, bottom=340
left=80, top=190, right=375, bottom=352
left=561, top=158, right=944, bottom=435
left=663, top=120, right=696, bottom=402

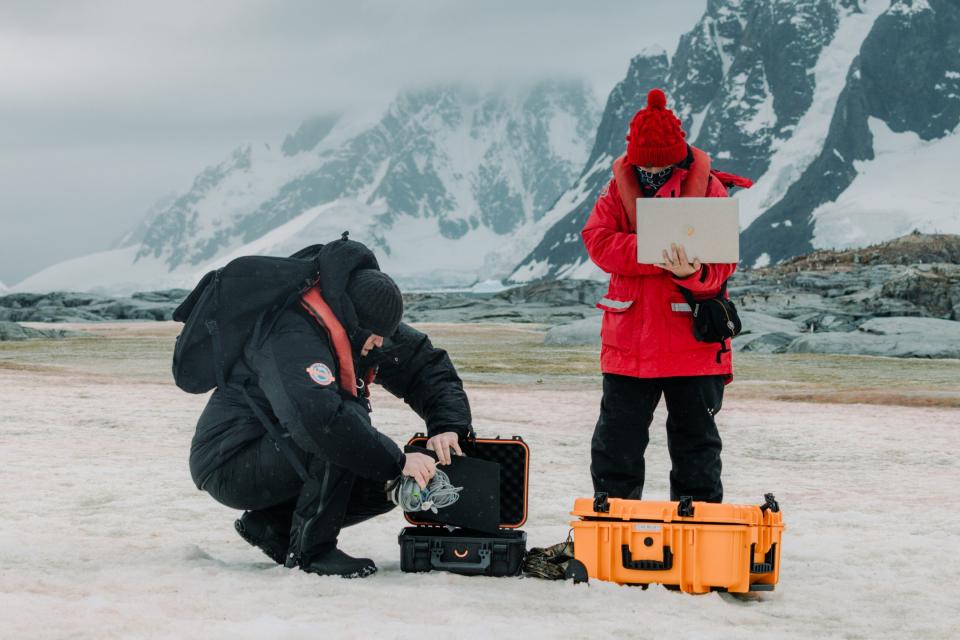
left=234, top=510, right=291, bottom=565
left=284, top=461, right=372, bottom=577
left=298, top=546, right=378, bottom=579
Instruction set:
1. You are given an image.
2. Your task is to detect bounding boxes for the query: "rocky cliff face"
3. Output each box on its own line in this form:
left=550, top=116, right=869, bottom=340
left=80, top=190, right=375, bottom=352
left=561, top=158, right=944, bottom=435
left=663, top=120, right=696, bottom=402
left=740, top=0, right=960, bottom=266
left=280, top=114, right=340, bottom=157
left=664, top=0, right=856, bottom=180
left=508, top=49, right=671, bottom=282
left=510, top=0, right=861, bottom=281
left=510, top=0, right=960, bottom=281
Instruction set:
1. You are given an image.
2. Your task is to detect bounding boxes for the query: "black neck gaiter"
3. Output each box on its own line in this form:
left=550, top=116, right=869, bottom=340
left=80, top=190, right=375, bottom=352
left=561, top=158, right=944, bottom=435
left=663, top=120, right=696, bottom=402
left=636, top=166, right=674, bottom=195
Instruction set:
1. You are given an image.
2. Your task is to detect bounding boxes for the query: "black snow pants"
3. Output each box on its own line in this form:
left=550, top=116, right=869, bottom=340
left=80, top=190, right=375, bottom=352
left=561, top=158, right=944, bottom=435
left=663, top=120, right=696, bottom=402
left=591, top=373, right=725, bottom=503
left=203, top=431, right=395, bottom=559
left=195, top=303, right=406, bottom=565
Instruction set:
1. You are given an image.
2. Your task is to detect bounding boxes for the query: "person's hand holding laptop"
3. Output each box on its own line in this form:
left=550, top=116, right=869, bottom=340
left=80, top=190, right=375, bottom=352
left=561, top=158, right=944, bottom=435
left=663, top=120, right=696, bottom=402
left=636, top=198, right=740, bottom=270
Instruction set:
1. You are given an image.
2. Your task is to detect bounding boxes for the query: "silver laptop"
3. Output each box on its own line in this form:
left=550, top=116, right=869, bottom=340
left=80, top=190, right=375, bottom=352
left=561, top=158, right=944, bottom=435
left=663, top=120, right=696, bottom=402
left=635, top=197, right=740, bottom=264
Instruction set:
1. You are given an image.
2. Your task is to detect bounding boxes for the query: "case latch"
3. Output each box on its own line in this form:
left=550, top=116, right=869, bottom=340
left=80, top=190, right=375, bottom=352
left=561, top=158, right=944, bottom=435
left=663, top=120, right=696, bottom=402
left=677, top=496, right=695, bottom=517
left=593, top=491, right=610, bottom=513
left=760, top=493, right=780, bottom=513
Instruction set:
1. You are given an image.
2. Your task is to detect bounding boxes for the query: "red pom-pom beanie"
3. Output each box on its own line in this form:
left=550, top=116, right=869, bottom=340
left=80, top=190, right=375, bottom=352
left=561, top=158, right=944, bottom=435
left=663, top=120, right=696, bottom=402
left=626, top=88, right=688, bottom=167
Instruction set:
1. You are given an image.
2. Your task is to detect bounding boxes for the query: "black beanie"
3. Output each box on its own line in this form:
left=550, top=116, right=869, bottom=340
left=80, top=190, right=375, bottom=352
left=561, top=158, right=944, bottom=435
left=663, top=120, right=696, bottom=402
left=346, top=269, right=404, bottom=337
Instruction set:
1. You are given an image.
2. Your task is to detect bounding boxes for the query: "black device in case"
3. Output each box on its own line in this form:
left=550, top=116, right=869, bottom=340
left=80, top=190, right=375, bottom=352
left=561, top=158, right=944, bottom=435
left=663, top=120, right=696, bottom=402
left=398, top=434, right=529, bottom=577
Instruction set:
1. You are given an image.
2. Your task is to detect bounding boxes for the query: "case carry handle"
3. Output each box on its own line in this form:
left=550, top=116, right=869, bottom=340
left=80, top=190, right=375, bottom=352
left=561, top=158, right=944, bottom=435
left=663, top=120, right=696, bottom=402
left=430, top=544, right=492, bottom=572
left=750, top=543, right=777, bottom=574
left=621, top=544, right=673, bottom=571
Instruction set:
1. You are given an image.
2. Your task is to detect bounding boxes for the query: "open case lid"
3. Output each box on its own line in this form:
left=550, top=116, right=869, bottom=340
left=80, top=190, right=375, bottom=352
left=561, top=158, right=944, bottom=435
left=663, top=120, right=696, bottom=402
left=405, top=434, right=530, bottom=529
left=572, top=494, right=783, bottom=528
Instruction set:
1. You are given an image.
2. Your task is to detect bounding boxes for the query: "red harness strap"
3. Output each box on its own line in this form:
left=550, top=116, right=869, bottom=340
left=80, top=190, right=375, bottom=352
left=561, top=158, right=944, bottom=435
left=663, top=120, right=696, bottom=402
left=683, top=146, right=713, bottom=197
left=613, top=145, right=713, bottom=231
left=300, top=287, right=358, bottom=398
left=363, top=368, right=377, bottom=398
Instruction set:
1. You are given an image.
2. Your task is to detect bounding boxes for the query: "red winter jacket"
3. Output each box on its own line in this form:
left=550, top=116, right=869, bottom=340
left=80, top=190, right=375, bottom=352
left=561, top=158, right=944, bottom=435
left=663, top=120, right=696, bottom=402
left=582, top=146, right=747, bottom=381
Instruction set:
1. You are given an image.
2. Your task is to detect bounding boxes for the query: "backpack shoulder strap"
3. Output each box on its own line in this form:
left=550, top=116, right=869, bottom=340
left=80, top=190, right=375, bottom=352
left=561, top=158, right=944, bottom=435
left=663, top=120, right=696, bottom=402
left=300, top=287, right=358, bottom=398
left=240, top=384, right=309, bottom=481
left=612, top=153, right=641, bottom=231
left=676, top=283, right=698, bottom=310
left=676, top=275, right=730, bottom=304
left=680, top=146, right=712, bottom=197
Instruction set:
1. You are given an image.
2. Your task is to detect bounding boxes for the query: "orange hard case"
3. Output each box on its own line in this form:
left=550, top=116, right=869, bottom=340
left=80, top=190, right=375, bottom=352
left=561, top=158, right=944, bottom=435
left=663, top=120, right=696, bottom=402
left=571, top=494, right=784, bottom=594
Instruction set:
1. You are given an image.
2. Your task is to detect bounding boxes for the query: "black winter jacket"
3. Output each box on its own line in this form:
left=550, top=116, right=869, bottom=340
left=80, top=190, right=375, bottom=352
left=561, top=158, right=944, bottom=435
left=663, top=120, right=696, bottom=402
left=189, top=307, right=473, bottom=490
left=186, top=238, right=472, bottom=491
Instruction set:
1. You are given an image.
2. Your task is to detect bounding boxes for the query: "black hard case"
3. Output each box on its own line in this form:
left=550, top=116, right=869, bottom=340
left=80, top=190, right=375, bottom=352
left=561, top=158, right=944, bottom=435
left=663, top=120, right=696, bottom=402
left=398, top=434, right=529, bottom=576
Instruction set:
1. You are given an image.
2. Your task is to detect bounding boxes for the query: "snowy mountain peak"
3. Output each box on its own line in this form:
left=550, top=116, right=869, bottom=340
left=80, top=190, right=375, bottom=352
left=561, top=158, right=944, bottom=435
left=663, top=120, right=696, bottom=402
left=741, top=0, right=960, bottom=265
left=502, top=52, right=671, bottom=283
left=134, top=143, right=256, bottom=267
left=129, top=80, right=599, bottom=280
left=17, top=1, right=957, bottom=295
left=888, top=0, right=932, bottom=16
left=281, top=114, right=340, bottom=156
left=17, top=80, right=599, bottom=293
left=638, top=44, right=668, bottom=58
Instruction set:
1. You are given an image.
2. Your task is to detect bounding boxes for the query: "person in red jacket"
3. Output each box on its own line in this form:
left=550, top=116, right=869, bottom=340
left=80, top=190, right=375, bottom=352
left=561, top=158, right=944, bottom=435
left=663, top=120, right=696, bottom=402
left=581, top=88, right=751, bottom=504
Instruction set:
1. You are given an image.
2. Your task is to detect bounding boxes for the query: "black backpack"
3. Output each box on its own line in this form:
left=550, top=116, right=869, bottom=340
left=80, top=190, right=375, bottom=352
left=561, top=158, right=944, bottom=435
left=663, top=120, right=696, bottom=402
left=171, top=236, right=380, bottom=394
left=171, top=254, right=321, bottom=393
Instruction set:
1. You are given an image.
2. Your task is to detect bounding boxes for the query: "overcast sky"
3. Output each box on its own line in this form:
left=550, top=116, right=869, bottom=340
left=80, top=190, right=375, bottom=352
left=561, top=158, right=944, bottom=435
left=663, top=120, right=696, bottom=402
left=0, top=0, right=706, bottom=286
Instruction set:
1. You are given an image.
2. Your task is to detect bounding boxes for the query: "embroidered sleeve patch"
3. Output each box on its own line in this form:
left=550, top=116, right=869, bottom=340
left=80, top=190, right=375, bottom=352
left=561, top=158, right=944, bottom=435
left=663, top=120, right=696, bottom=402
left=306, top=362, right=335, bottom=386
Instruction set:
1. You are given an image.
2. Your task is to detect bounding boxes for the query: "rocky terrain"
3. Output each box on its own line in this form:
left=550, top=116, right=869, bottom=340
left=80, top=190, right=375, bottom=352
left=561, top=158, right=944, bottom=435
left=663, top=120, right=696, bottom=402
left=0, top=290, right=186, bottom=325
left=544, top=234, right=960, bottom=358
left=402, top=279, right=606, bottom=326
left=0, top=322, right=86, bottom=342
left=3, top=234, right=958, bottom=357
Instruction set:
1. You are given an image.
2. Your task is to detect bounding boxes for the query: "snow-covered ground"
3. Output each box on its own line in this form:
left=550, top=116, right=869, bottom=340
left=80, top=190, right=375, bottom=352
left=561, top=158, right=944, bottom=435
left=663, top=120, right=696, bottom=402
left=812, top=117, right=960, bottom=250
left=1, top=330, right=959, bottom=638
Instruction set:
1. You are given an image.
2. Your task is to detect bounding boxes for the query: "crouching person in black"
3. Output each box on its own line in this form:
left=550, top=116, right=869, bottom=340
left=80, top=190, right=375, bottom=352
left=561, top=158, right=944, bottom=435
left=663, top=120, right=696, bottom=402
left=187, top=242, right=472, bottom=578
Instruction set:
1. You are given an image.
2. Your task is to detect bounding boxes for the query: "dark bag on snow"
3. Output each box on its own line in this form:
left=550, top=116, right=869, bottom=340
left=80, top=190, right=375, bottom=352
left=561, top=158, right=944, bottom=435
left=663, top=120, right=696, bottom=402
left=677, top=280, right=742, bottom=364
left=523, top=540, right=577, bottom=580
left=171, top=255, right=322, bottom=393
